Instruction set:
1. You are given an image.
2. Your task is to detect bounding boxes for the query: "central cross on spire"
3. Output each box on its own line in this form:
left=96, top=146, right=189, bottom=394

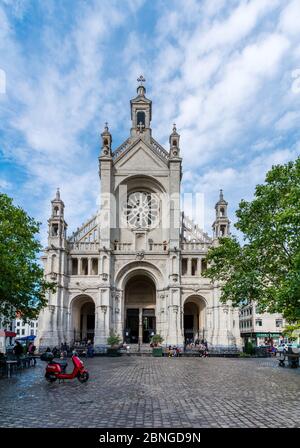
left=137, top=75, right=146, bottom=85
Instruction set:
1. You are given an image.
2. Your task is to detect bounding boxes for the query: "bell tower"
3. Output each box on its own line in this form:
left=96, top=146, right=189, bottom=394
left=130, top=75, right=152, bottom=142
left=48, top=188, right=67, bottom=247
left=212, top=189, right=230, bottom=238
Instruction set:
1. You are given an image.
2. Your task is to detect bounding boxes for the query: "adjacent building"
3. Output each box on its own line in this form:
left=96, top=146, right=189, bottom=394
left=15, top=318, right=38, bottom=338
left=239, top=302, right=285, bottom=346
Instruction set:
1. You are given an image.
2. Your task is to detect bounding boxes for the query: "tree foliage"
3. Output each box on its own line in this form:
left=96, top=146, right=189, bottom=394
left=204, top=157, right=300, bottom=323
left=0, top=193, right=55, bottom=323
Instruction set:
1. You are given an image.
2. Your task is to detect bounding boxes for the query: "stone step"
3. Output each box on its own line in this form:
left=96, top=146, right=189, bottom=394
left=126, top=344, right=152, bottom=353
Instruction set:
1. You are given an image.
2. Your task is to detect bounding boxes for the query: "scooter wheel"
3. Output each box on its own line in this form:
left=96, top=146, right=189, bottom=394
left=45, top=373, right=57, bottom=383
left=77, top=372, right=89, bottom=383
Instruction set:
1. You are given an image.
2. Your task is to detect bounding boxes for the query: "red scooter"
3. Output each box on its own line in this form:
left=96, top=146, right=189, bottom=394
left=43, top=351, right=89, bottom=383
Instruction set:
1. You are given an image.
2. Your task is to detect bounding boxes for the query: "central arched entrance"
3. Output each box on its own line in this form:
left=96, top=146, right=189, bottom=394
left=71, top=295, right=95, bottom=344
left=184, top=296, right=206, bottom=343
left=124, top=275, right=156, bottom=344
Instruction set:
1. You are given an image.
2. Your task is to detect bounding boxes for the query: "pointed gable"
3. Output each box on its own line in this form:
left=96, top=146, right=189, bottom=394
left=113, top=138, right=169, bottom=170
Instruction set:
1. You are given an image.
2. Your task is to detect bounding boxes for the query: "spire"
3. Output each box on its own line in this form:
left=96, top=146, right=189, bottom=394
left=169, top=123, right=180, bottom=157
left=100, top=122, right=112, bottom=156
left=130, top=76, right=152, bottom=140
left=48, top=188, right=67, bottom=245
left=136, top=75, right=146, bottom=96
left=212, top=189, right=230, bottom=238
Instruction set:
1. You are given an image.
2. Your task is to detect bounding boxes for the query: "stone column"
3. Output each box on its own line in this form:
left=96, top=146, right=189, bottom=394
left=187, top=258, right=192, bottom=276
left=138, top=308, right=143, bottom=344
left=114, top=291, right=123, bottom=339
left=94, top=288, right=111, bottom=348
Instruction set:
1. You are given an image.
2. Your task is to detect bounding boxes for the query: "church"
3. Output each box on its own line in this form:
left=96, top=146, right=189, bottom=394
left=37, top=79, right=242, bottom=352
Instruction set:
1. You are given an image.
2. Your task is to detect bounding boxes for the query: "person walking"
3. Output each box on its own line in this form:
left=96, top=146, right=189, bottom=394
left=13, top=341, right=24, bottom=366
left=27, top=342, right=37, bottom=365
left=87, top=341, right=94, bottom=358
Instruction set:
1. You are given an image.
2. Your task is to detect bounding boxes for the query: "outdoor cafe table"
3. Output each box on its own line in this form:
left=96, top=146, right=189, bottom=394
left=6, top=360, right=17, bottom=378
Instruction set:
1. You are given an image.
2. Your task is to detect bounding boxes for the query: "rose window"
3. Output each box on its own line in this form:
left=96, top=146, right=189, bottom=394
left=124, top=192, right=159, bottom=229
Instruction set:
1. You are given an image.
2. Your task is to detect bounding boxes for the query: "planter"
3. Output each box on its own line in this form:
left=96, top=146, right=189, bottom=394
left=152, top=347, right=163, bottom=357
left=107, top=348, right=121, bottom=357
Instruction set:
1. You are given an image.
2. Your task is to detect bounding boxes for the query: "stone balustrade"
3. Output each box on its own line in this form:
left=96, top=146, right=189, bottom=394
left=181, top=242, right=210, bottom=252
left=68, top=242, right=100, bottom=252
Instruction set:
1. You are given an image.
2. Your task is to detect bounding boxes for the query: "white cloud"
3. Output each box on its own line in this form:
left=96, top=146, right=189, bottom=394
left=0, top=178, right=11, bottom=190
left=279, top=0, right=300, bottom=37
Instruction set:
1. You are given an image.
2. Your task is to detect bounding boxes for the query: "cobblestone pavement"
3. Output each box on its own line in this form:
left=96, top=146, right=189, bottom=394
left=0, top=356, right=299, bottom=428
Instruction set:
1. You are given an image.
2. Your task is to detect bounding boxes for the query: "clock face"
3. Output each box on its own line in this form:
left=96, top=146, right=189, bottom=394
left=124, top=191, right=159, bottom=229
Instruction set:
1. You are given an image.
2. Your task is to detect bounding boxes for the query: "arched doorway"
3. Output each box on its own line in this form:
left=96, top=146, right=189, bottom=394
left=71, top=295, right=95, bottom=344
left=183, top=296, right=206, bottom=343
left=124, top=275, right=156, bottom=344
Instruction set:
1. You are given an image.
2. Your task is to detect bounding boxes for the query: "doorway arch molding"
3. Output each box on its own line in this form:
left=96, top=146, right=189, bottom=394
left=115, top=260, right=164, bottom=291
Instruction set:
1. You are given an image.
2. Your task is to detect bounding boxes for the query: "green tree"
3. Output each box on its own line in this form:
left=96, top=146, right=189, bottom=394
left=203, top=157, right=300, bottom=324
left=0, top=193, right=55, bottom=323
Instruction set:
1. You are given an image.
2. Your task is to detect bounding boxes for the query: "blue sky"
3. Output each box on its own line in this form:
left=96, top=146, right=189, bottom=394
left=0, top=0, right=300, bottom=244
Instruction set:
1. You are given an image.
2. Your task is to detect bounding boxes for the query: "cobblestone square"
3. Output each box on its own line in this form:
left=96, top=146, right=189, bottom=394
left=0, top=356, right=299, bottom=428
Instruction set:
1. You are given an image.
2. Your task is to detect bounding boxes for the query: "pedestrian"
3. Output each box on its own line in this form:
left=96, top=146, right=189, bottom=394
left=27, top=342, right=37, bottom=365
left=13, top=341, right=24, bottom=366
left=87, top=341, right=94, bottom=358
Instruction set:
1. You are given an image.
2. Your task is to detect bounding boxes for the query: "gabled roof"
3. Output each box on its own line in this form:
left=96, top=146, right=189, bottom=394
left=112, top=136, right=169, bottom=166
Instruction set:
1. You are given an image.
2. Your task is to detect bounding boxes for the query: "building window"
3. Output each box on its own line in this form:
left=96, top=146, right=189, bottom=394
left=30, top=330, right=34, bottom=336
left=72, top=258, right=78, bottom=275
left=201, top=259, right=207, bottom=273
left=182, top=259, right=187, bottom=276
left=81, top=258, right=88, bottom=275
left=52, top=224, right=59, bottom=236
left=256, top=319, right=262, bottom=327
left=191, top=258, right=197, bottom=276
left=21, top=329, right=25, bottom=335
left=91, top=258, right=98, bottom=275
left=136, top=111, right=145, bottom=128
left=276, top=319, right=283, bottom=328
left=17, top=329, right=20, bottom=335
left=31, top=322, right=34, bottom=328
left=17, top=321, right=20, bottom=326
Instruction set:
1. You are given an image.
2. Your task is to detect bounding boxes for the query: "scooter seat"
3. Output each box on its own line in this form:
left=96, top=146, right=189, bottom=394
left=52, top=359, right=68, bottom=368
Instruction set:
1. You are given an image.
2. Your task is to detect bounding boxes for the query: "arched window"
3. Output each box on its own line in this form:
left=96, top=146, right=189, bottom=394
left=220, top=207, right=225, bottom=217
left=136, top=111, right=145, bottom=128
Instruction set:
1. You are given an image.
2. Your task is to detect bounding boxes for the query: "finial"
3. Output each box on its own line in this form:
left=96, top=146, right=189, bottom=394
left=137, top=75, right=146, bottom=85
left=219, top=189, right=224, bottom=200
left=173, top=123, right=177, bottom=132
left=56, top=188, right=60, bottom=200
left=104, top=122, right=109, bottom=132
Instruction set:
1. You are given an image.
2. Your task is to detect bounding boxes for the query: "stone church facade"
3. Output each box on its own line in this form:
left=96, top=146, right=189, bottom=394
left=37, top=80, right=242, bottom=351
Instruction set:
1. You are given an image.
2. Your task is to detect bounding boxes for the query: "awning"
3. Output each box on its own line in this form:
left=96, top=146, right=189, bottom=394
left=15, top=335, right=36, bottom=341
left=5, top=331, right=17, bottom=337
